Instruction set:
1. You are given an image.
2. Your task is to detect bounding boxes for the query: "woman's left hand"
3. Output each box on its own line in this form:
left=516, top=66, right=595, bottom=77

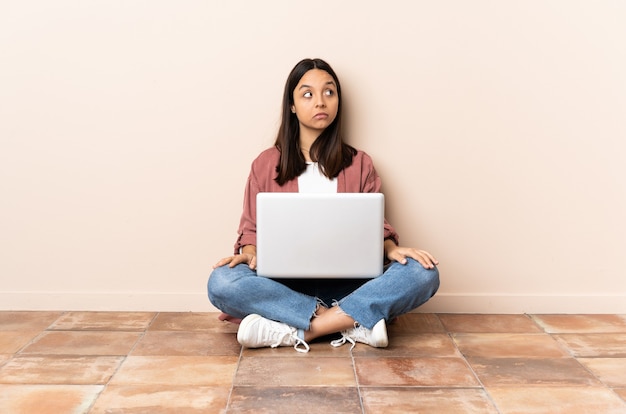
left=385, top=241, right=438, bottom=269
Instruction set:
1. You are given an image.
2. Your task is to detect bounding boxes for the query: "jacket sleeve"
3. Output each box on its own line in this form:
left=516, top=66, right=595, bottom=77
left=233, top=165, right=260, bottom=254
left=359, top=153, right=400, bottom=246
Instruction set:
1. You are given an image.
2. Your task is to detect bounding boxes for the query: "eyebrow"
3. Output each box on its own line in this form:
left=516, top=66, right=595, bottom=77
left=298, top=81, right=336, bottom=90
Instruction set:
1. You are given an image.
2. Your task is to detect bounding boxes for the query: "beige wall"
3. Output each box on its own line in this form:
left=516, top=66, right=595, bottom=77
left=1, top=1, right=625, bottom=313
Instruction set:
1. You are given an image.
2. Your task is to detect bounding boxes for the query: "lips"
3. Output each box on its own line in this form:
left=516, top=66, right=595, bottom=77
left=314, top=112, right=328, bottom=119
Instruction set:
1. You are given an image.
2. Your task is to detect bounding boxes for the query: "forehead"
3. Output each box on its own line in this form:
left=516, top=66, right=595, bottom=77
left=296, top=69, right=335, bottom=88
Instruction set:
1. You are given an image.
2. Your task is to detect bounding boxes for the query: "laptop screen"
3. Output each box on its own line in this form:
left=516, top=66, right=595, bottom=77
left=255, top=193, right=384, bottom=278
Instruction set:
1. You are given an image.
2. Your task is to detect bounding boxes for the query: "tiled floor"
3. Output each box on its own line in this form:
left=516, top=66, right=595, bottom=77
left=1, top=312, right=626, bottom=413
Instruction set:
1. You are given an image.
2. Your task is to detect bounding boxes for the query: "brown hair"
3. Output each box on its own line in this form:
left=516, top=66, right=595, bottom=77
left=274, top=58, right=356, bottom=186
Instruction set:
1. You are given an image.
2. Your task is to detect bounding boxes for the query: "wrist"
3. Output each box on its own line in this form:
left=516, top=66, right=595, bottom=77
left=384, top=239, right=397, bottom=256
left=241, top=244, right=257, bottom=256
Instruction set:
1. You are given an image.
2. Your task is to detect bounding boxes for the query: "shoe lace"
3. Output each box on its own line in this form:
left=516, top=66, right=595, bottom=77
left=268, top=326, right=310, bottom=353
left=330, top=334, right=356, bottom=350
left=293, top=337, right=310, bottom=353
left=330, top=323, right=369, bottom=350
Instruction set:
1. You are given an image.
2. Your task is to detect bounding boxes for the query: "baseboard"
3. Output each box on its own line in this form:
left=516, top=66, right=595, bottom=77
left=0, top=292, right=216, bottom=312
left=416, top=293, right=626, bottom=314
left=1, top=291, right=625, bottom=313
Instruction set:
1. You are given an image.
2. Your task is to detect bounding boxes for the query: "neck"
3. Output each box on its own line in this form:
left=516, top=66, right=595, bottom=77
left=299, top=132, right=318, bottom=163
left=301, top=148, right=313, bottom=162
left=299, top=124, right=321, bottom=145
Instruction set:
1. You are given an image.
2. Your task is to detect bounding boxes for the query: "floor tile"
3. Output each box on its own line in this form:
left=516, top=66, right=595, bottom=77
left=2, top=311, right=625, bottom=414
left=453, top=333, right=568, bottom=358
left=553, top=333, right=626, bottom=357
left=228, top=386, right=361, bottom=413
left=438, top=314, right=543, bottom=333
left=149, top=312, right=238, bottom=333
left=49, top=311, right=156, bottom=331
left=20, top=331, right=142, bottom=356
left=241, top=341, right=350, bottom=357
left=387, top=313, right=446, bottom=335
left=0, top=331, right=41, bottom=353
left=132, top=331, right=241, bottom=356
left=352, top=333, right=460, bottom=358
left=90, top=384, right=230, bottom=414
left=0, top=354, right=10, bottom=367
left=531, top=314, right=626, bottom=333
left=110, top=356, right=238, bottom=386
left=361, top=388, right=499, bottom=414
left=578, top=358, right=626, bottom=387
left=468, top=357, right=600, bottom=386
left=487, top=386, right=626, bottom=414
left=355, top=357, right=479, bottom=387
left=0, top=356, right=123, bottom=384
left=235, top=356, right=356, bottom=387
left=0, top=384, right=103, bottom=414
left=0, top=311, right=62, bottom=331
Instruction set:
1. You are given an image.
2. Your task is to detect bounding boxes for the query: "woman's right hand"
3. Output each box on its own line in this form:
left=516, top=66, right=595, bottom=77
left=212, top=245, right=257, bottom=270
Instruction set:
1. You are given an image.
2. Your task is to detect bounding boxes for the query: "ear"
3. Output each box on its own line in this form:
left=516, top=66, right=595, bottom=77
left=290, top=105, right=296, bottom=113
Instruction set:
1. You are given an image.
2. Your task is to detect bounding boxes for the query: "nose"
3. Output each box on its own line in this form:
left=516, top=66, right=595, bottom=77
left=315, top=95, right=326, bottom=108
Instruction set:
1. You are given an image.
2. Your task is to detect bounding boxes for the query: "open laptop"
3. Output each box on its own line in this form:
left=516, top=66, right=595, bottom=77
left=255, top=193, right=384, bottom=278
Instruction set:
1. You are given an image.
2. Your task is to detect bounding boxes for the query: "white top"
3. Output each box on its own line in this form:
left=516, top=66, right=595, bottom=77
left=298, top=162, right=337, bottom=193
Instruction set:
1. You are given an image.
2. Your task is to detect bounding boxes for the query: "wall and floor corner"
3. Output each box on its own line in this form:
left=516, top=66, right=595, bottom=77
left=1, top=1, right=625, bottom=313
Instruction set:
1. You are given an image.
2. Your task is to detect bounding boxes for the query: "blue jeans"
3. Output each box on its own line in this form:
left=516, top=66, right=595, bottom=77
left=207, top=258, right=439, bottom=330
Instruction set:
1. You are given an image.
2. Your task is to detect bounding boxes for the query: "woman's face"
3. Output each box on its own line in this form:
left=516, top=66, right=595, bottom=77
left=291, top=69, right=339, bottom=136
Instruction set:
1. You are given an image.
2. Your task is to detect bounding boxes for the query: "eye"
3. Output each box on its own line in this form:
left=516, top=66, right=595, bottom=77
left=324, top=89, right=335, bottom=96
left=303, top=91, right=312, bottom=98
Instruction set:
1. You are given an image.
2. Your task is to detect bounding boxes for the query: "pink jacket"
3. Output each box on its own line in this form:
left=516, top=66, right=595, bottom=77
left=233, top=146, right=400, bottom=253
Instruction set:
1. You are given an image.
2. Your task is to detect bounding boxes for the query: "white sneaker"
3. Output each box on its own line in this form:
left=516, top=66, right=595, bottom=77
left=330, top=319, right=388, bottom=350
left=237, top=314, right=310, bottom=353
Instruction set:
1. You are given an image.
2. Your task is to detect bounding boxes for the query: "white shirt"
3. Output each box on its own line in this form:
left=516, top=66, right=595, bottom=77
left=298, top=162, right=337, bottom=193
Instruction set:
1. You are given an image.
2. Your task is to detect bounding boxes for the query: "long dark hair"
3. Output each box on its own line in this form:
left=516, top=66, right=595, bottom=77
left=274, top=58, right=356, bottom=186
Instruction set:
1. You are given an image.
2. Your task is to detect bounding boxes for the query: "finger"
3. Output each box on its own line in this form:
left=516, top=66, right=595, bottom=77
left=422, top=250, right=439, bottom=267
left=248, top=255, right=257, bottom=270
left=405, top=250, right=435, bottom=269
left=424, top=250, right=439, bottom=265
left=213, top=256, right=233, bottom=269
left=417, top=250, right=439, bottom=266
left=228, top=255, right=246, bottom=268
left=389, top=251, right=408, bottom=265
left=422, top=252, right=435, bottom=269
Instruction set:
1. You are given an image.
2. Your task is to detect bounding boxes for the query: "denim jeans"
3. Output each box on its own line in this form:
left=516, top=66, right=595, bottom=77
left=207, top=258, right=439, bottom=330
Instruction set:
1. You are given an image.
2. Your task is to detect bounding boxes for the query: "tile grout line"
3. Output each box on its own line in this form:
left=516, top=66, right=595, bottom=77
left=350, top=347, right=366, bottom=414
left=438, top=313, right=504, bottom=414
left=556, top=337, right=621, bottom=392
left=0, top=312, right=67, bottom=387
left=223, top=341, right=245, bottom=413
left=85, top=311, right=160, bottom=413
left=524, top=313, right=545, bottom=332
left=12, top=311, right=69, bottom=357
left=528, top=313, right=624, bottom=394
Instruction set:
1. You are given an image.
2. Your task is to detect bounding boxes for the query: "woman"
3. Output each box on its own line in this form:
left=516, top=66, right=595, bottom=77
left=208, top=58, right=439, bottom=353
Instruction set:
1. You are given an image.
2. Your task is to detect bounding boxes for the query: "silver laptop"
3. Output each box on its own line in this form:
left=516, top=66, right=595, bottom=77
left=256, top=193, right=384, bottom=278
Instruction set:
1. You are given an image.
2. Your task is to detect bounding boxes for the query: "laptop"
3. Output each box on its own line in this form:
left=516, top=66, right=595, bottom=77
left=255, top=193, right=384, bottom=278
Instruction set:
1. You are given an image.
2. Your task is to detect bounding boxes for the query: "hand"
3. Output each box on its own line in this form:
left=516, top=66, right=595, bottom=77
left=385, top=240, right=438, bottom=269
left=212, top=245, right=257, bottom=270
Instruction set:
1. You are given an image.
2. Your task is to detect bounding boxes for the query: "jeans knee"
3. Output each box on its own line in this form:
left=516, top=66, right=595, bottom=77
left=208, top=263, right=256, bottom=305
left=421, top=265, right=440, bottom=299
left=207, top=266, right=230, bottom=304
left=425, top=266, right=440, bottom=296
left=407, top=258, right=440, bottom=296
